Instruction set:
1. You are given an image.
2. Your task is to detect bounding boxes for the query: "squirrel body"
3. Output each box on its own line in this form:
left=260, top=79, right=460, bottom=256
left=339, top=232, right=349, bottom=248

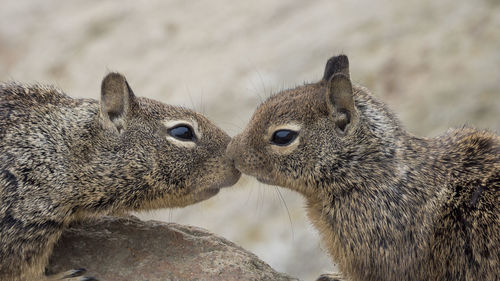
left=227, top=55, right=499, bottom=281
left=0, top=73, right=240, bottom=280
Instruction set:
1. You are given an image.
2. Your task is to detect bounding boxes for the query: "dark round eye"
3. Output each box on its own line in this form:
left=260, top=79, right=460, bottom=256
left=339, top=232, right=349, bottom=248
left=271, top=130, right=298, bottom=146
left=168, top=125, right=196, bottom=141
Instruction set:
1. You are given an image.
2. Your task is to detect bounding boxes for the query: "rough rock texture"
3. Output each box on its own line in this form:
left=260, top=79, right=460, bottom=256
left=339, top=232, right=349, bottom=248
left=48, top=216, right=298, bottom=281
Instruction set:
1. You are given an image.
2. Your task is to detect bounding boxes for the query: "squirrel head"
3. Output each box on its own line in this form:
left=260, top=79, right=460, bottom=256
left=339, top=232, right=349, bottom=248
left=227, top=55, right=398, bottom=198
left=98, top=73, right=240, bottom=209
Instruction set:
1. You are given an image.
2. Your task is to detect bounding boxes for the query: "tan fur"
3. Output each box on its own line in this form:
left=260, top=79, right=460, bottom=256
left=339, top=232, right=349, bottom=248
left=0, top=73, right=240, bottom=280
left=227, top=55, right=500, bottom=281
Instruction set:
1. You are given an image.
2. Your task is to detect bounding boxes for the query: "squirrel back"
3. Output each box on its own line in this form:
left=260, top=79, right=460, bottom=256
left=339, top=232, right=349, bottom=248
left=227, top=55, right=500, bottom=281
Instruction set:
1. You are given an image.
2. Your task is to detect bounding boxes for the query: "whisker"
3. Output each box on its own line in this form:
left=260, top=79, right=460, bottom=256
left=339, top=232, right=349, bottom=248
left=255, top=70, right=266, bottom=104
left=274, top=186, right=294, bottom=240
left=257, top=184, right=265, bottom=216
left=244, top=182, right=255, bottom=206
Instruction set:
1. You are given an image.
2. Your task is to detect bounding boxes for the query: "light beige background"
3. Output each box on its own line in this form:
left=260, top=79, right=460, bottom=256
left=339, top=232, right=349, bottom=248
left=1, top=1, right=499, bottom=280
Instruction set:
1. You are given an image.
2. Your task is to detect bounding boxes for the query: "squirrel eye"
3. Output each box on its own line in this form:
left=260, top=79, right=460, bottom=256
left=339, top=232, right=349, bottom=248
left=168, top=125, right=196, bottom=141
left=271, top=130, right=298, bottom=146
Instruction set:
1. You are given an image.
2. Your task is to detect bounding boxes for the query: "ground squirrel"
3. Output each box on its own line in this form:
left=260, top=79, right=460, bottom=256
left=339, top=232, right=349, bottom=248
left=0, top=73, right=240, bottom=281
left=227, top=55, right=499, bottom=281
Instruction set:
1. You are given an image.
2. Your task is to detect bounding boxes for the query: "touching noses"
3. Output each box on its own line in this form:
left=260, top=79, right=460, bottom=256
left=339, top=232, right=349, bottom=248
left=226, top=134, right=240, bottom=161
left=227, top=133, right=248, bottom=170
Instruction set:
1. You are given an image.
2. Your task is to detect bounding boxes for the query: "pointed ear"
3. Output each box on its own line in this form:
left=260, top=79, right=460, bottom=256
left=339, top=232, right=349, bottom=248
left=100, top=72, right=135, bottom=134
left=326, top=73, right=358, bottom=134
left=323, top=54, right=350, bottom=81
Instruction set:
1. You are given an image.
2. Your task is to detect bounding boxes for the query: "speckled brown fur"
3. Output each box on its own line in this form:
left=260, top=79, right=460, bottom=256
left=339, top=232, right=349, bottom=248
left=0, top=73, right=240, bottom=281
left=227, top=55, right=499, bottom=281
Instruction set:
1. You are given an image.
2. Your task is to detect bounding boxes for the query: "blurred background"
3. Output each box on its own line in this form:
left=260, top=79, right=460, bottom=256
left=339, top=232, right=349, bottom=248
left=1, top=0, right=499, bottom=280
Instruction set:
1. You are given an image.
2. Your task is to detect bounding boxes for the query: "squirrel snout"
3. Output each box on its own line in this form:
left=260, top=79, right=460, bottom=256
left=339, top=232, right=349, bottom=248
left=227, top=134, right=248, bottom=174
left=226, top=135, right=242, bottom=162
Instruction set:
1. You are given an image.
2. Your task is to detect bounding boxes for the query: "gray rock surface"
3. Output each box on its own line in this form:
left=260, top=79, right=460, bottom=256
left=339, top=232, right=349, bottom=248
left=48, top=216, right=298, bottom=281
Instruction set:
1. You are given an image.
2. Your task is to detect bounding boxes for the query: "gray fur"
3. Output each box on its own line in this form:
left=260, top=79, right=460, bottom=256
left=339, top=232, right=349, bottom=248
left=227, top=55, right=499, bottom=281
left=0, top=73, right=240, bottom=280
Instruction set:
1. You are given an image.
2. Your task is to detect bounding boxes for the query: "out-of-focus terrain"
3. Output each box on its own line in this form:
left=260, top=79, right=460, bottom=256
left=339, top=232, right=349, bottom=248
left=1, top=0, right=499, bottom=279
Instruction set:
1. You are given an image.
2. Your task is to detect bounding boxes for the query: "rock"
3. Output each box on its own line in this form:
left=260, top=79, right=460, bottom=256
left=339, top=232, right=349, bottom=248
left=47, top=216, right=298, bottom=281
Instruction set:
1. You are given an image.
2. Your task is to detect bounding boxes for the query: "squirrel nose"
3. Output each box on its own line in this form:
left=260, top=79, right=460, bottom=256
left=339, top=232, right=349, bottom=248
left=226, top=134, right=242, bottom=163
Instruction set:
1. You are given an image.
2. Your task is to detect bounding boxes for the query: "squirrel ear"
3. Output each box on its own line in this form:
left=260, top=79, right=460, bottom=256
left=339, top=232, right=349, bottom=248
left=326, top=73, right=358, bottom=133
left=323, top=54, right=350, bottom=81
left=100, top=72, right=135, bottom=134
